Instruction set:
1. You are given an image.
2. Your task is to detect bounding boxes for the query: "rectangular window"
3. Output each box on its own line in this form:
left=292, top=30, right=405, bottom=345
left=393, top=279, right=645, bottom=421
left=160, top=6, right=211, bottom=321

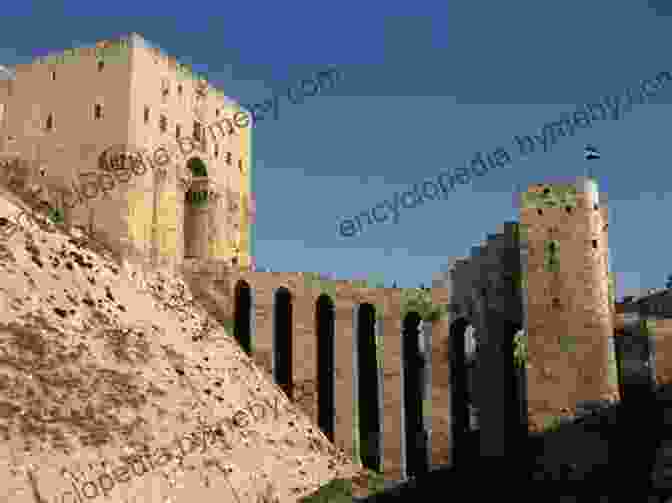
left=50, top=71, right=56, bottom=81
left=45, top=113, right=54, bottom=132
left=160, top=115, right=167, bottom=133
left=176, top=124, right=181, bottom=139
left=94, top=104, right=103, bottom=120
left=193, top=121, right=201, bottom=141
left=144, top=106, right=149, bottom=124
left=97, top=61, right=104, bottom=72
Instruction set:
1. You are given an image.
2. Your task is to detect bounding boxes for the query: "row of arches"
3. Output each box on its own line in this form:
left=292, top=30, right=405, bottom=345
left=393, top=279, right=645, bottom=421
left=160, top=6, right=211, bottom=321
left=235, top=280, right=661, bottom=472
left=448, top=316, right=527, bottom=464
left=231, top=280, right=431, bottom=479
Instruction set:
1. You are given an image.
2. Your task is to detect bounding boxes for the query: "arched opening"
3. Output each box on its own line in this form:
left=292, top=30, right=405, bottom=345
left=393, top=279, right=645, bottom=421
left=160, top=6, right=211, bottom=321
left=316, top=294, right=336, bottom=442
left=273, top=287, right=293, bottom=398
left=233, top=280, right=252, bottom=355
left=183, top=156, right=209, bottom=259
left=501, top=321, right=525, bottom=444
left=614, top=323, right=656, bottom=407
left=356, top=303, right=383, bottom=472
left=402, top=311, right=429, bottom=479
left=187, top=157, right=208, bottom=177
left=448, top=317, right=472, bottom=466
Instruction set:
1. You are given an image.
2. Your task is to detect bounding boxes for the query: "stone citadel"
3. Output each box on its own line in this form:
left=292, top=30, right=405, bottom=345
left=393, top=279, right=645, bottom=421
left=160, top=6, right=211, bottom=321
left=1, top=33, right=669, bottom=485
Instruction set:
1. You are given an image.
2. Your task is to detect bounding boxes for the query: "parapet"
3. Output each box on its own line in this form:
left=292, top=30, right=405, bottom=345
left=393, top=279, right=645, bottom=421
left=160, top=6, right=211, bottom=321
left=22, top=33, right=240, bottom=110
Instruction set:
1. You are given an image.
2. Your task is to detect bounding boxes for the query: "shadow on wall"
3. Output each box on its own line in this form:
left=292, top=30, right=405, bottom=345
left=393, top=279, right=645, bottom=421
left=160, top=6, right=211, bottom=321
left=343, top=388, right=665, bottom=502
left=191, top=271, right=664, bottom=499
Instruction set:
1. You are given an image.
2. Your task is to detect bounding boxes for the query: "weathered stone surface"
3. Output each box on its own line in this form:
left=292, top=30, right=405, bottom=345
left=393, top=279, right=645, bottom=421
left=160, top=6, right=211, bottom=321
left=0, top=199, right=365, bottom=503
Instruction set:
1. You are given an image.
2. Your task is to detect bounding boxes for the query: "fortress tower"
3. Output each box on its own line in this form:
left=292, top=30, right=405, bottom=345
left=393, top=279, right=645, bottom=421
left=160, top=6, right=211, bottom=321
left=0, top=33, right=253, bottom=272
left=519, top=177, right=619, bottom=429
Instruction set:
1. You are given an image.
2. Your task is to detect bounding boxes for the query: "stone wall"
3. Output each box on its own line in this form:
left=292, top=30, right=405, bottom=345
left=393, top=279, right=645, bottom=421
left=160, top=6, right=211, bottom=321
left=179, top=264, right=456, bottom=482
left=435, top=222, right=523, bottom=460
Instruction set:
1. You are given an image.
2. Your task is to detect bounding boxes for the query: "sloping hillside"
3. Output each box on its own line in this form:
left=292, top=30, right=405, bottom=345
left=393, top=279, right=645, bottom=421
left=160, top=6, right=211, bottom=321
left=0, top=193, right=367, bottom=503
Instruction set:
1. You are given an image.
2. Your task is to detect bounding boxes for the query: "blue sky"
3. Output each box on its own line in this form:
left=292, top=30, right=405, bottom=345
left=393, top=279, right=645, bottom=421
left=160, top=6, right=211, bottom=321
left=2, top=0, right=671, bottom=299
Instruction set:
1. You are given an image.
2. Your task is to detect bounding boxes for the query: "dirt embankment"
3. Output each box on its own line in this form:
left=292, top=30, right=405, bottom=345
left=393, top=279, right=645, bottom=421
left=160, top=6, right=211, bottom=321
left=0, top=193, right=372, bottom=502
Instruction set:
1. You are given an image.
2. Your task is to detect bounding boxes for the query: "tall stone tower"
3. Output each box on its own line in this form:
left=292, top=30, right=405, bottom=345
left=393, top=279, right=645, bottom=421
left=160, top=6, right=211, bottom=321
left=0, top=33, right=253, bottom=272
left=519, top=176, right=619, bottom=430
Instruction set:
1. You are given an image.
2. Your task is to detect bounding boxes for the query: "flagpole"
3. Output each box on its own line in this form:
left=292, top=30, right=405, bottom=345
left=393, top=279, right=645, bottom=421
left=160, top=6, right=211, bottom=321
left=584, top=145, right=599, bottom=180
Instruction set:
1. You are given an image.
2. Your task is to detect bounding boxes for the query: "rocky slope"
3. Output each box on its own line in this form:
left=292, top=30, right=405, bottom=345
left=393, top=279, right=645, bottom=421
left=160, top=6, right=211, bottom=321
left=0, top=192, right=368, bottom=503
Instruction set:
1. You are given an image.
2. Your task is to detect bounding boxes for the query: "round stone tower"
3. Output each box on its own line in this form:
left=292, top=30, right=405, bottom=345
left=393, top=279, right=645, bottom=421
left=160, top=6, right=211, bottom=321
left=519, top=176, right=618, bottom=431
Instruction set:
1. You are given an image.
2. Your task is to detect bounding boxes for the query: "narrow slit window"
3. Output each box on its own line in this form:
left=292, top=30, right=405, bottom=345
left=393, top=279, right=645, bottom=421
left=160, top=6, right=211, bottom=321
left=160, top=115, right=167, bottom=133
left=144, top=106, right=150, bottom=124
left=94, top=104, right=103, bottom=120
left=176, top=124, right=181, bottom=139
left=544, top=240, right=560, bottom=272
left=50, top=71, right=56, bottom=81
left=45, top=113, right=54, bottom=131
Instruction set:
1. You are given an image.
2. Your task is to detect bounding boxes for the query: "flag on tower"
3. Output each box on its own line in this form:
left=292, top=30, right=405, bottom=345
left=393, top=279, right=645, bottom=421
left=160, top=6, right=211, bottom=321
left=585, top=145, right=600, bottom=160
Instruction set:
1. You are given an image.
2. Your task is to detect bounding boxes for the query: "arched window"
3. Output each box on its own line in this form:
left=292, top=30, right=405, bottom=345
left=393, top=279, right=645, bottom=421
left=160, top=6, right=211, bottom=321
left=187, top=157, right=208, bottom=178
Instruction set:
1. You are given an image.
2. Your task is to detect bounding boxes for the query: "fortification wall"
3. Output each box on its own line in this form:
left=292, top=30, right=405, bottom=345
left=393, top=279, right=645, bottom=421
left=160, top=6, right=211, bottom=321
left=179, top=264, right=457, bottom=481
left=439, top=222, right=523, bottom=459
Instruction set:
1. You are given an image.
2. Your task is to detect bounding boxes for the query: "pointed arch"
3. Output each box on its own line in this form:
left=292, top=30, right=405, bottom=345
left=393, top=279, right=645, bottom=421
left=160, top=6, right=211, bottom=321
left=183, top=156, right=210, bottom=259
left=187, top=156, right=208, bottom=177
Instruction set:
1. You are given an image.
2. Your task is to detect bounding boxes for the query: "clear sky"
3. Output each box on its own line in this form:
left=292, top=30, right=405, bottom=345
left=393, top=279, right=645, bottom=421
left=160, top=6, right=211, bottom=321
left=2, top=0, right=671, bottom=300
